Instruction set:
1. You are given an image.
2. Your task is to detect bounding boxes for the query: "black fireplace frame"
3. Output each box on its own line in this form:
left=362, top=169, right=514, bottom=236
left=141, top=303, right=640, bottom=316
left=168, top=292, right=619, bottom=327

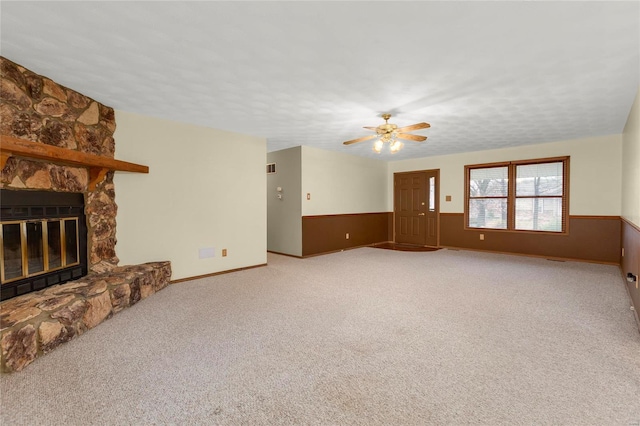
left=1, top=189, right=88, bottom=301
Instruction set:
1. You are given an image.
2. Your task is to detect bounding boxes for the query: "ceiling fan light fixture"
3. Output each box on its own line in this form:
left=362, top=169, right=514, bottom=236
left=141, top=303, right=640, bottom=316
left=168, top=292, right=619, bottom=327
left=343, top=113, right=429, bottom=154
left=390, top=141, right=403, bottom=153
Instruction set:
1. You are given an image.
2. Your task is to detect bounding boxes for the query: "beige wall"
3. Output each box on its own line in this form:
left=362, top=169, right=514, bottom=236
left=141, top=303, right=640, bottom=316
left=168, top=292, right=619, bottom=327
left=267, top=147, right=302, bottom=256
left=622, top=89, right=640, bottom=227
left=301, top=145, right=388, bottom=216
left=113, top=110, right=266, bottom=281
left=387, top=134, right=623, bottom=216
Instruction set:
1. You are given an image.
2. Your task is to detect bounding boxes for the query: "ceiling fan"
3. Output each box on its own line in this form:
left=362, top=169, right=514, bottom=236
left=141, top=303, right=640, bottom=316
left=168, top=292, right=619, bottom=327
left=343, top=114, right=430, bottom=154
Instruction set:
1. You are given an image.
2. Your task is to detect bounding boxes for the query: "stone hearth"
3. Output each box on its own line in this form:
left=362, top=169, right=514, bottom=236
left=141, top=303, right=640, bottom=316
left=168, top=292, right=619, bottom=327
left=1, top=57, right=171, bottom=373
left=1, top=261, right=171, bottom=373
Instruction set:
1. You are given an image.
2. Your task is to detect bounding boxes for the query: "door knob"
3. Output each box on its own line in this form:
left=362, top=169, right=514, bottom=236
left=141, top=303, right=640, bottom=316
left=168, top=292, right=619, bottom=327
left=418, top=213, right=425, bottom=216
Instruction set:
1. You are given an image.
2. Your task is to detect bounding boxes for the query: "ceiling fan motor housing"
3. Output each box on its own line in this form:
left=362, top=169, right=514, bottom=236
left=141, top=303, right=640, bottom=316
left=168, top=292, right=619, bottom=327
left=377, top=123, right=398, bottom=135
left=342, top=113, right=429, bottom=148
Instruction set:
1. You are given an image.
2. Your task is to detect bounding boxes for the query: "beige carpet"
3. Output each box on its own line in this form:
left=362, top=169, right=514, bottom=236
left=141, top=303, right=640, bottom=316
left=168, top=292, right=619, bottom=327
left=1, top=248, right=639, bottom=425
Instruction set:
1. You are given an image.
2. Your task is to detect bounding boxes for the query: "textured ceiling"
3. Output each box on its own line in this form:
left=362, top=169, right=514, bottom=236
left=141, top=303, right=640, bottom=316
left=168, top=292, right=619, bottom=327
left=1, top=1, right=638, bottom=161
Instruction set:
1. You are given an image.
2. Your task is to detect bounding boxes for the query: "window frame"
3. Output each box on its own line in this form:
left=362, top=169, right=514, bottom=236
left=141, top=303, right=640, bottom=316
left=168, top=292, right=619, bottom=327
left=464, top=156, right=570, bottom=235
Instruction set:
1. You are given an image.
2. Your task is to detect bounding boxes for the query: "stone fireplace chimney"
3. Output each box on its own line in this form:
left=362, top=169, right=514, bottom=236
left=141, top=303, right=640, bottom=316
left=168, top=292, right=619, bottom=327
left=1, top=56, right=120, bottom=293
left=1, top=57, right=171, bottom=373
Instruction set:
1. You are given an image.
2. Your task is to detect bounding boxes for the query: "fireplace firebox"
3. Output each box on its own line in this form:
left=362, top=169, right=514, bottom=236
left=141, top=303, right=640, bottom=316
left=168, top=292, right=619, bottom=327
left=0, top=190, right=88, bottom=301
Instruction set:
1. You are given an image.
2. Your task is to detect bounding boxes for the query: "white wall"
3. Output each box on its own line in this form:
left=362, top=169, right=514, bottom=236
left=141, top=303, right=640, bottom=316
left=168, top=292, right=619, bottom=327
left=301, top=145, right=388, bottom=216
left=387, top=134, right=622, bottom=216
left=267, top=147, right=302, bottom=256
left=622, top=89, right=640, bottom=227
left=113, top=110, right=266, bottom=280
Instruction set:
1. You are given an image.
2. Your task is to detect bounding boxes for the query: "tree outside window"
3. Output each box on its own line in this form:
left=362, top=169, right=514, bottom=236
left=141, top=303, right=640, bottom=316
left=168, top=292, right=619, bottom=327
left=465, top=157, right=568, bottom=233
left=468, top=166, right=508, bottom=229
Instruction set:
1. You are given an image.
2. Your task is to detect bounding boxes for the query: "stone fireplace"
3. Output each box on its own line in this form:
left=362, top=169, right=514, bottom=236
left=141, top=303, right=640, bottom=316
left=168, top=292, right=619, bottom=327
left=1, top=189, right=88, bottom=300
left=0, top=57, right=171, bottom=372
left=1, top=57, right=119, bottom=274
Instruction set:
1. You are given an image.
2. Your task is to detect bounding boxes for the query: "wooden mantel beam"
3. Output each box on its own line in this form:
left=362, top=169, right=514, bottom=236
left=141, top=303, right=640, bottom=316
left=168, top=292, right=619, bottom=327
left=0, top=134, right=148, bottom=190
left=0, top=134, right=148, bottom=173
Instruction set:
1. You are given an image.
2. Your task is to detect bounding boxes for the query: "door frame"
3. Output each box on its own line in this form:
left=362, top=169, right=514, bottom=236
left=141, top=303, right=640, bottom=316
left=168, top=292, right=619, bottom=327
left=393, top=169, right=440, bottom=247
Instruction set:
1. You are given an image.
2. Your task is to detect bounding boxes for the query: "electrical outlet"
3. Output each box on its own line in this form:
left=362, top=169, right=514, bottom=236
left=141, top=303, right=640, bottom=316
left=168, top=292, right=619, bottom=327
left=346, top=233, right=350, bottom=239
left=479, top=234, right=484, bottom=241
left=222, top=249, right=227, bottom=257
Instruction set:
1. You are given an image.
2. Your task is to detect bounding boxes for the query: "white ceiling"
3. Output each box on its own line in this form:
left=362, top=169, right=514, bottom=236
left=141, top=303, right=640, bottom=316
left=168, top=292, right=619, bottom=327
left=1, top=1, right=638, bottom=161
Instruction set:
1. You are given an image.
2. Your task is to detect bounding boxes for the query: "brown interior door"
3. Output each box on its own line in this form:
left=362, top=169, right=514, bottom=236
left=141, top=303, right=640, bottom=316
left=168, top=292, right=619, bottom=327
left=394, top=170, right=439, bottom=246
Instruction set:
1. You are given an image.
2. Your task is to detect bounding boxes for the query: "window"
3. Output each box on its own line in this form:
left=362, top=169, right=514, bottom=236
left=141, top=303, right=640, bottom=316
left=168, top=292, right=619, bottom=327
left=465, top=157, right=569, bottom=233
left=429, top=176, right=436, bottom=212
left=468, top=166, right=509, bottom=229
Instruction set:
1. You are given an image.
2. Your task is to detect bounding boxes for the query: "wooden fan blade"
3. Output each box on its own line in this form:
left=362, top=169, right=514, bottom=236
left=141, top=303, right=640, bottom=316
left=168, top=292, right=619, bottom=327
left=396, top=122, right=430, bottom=133
left=397, top=133, right=427, bottom=142
left=343, top=134, right=377, bottom=145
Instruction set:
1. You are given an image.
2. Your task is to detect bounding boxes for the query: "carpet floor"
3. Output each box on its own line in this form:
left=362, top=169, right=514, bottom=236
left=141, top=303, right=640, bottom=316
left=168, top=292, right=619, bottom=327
left=1, top=248, right=639, bottom=425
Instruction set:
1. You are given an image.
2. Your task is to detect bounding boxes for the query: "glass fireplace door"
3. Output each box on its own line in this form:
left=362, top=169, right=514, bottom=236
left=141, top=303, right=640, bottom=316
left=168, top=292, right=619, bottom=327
left=1, top=219, right=80, bottom=284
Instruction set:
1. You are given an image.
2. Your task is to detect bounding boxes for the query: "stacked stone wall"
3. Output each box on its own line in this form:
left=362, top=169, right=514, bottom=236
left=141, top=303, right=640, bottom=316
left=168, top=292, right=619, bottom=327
left=0, top=58, right=173, bottom=374
left=0, top=56, right=118, bottom=271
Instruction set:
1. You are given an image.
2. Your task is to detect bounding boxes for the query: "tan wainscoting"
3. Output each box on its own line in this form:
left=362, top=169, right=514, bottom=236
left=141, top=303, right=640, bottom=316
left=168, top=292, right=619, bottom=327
left=440, top=213, right=621, bottom=264
left=302, top=212, right=393, bottom=257
left=621, top=217, right=640, bottom=329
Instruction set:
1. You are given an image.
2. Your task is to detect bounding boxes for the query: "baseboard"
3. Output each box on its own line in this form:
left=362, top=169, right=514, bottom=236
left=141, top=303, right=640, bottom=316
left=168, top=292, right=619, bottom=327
left=170, top=263, right=267, bottom=284
left=302, top=242, right=391, bottom=258
left=439, top=245, right=620, bottom=266
left=267, top=250, right=303, bottom=259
